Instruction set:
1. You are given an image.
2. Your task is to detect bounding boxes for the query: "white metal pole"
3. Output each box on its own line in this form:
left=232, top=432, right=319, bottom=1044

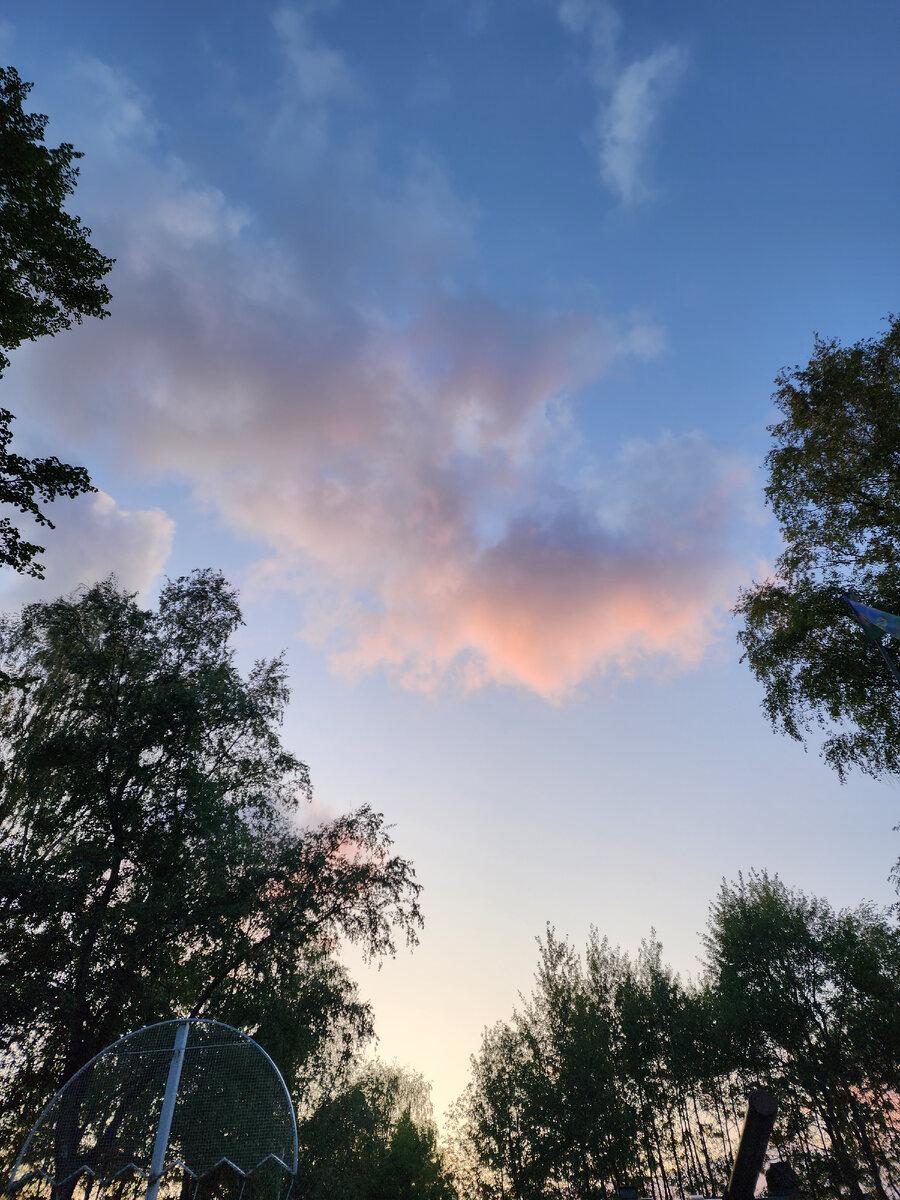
left=145, top=1021, right=190, bottom=1200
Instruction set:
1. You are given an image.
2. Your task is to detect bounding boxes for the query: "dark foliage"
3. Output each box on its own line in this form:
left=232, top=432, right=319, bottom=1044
left=0, top=571, right=422, bottom=1177
left=455, top=875, right=900, bottom=1200
left=297, top=1064, right=457, bottom=1200
left=735, top=317, right=900, bottom=779
left=0, top=66, right=114, bottom=575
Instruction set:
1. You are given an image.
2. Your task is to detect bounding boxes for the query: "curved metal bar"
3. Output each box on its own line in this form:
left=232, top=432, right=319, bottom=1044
left=231, top=1039, right=299, bottom=1174
left=7, top=1017, right=300, bottom=1190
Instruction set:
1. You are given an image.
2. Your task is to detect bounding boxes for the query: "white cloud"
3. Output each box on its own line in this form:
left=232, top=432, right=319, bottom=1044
left=269, top=2, right=361, bottom=161
left=558, top=0, right=620, bottom=83
left=0, top=19, right=14, bottom=58
left=595, top=45, right=685, bottom=204
left=8, top=46, right=754, bottom=700
left=272, top=4, right=358, bottom=105
left=68, top=58, right=159, bottom=153
left=0, top=491, right=175, bottom=609
left=556, top=0, right=685, bottom=204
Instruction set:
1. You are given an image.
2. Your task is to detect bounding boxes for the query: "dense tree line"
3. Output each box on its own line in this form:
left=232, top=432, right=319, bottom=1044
left=453, top=872, right=900, bottom=1200
left=0, top=573, right=457, bottom=1198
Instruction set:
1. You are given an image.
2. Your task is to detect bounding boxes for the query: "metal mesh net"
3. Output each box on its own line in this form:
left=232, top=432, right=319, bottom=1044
left=6, top=1021, right=297, bottom=1200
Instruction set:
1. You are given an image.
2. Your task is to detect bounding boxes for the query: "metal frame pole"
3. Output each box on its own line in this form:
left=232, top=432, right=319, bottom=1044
left=876, top=639, right=900, bottom=688
left=145, top=1020, right=190, bottom=1200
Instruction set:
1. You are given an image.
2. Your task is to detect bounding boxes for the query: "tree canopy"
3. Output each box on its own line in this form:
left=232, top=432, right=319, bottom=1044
left=0, top=571, right=422, bottom=1176
left=0, top=66, right=114, bottom=576
left=453, top=875, right=900, bottom=1200
left=735, top=316, right=900, bottom=779
left=705, top=872, right=900, bottom=1200
left=297, top=1063, right=457, bottom=1200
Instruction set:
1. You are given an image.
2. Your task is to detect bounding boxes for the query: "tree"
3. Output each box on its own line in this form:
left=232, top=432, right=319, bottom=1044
left=297, top=1063, right=457, bottom=1200
left=704, top=871, right=900, bottom=1200
left=454, top=882, right=900, bottom=1200
left=0, top=66, right=114, bottom=576
left=455, top=931, right=657, bottom=1200
left=371, top=1108, right=457, bottom=1200
left=735, top=316, right=900, bottom=779
left=0, top=571, right=422, bottom=1173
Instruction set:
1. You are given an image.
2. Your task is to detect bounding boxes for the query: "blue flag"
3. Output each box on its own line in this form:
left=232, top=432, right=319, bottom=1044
left=845, top=597, right=900, bottom=642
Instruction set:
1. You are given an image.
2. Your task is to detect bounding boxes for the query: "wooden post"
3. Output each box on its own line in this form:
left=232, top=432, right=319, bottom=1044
left=724, top=1090, right=777, bottom=1200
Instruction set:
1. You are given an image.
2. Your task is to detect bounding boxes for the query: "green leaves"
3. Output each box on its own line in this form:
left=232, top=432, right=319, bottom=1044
left=735, top=316, right=900, bottom=779
left=457, top=930, right=683, bottom=1200
left=0, top=65, right=114, bottom=576
left=0, top=67, right=113, bottom=372
left=297, top=1066, right=457, bottom=1200
left=705, top=872, right=900, bottom=1199
left=457, top=879, right=900, bottom=1200
left=0, top=571, right=422, bottom=1176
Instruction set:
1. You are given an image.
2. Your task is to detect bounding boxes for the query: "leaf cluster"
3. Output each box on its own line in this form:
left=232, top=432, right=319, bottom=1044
left=705, top=871, right=900, bottom=1199
left=0, top=65, right=114, bottom=576
left=0, top=571, right=422, bottom=1175
left=0, top=67, right=113, bottom=374
left=735, top=316, right=900, bottom=778
left=297, top=1063, right=457, bottom=1200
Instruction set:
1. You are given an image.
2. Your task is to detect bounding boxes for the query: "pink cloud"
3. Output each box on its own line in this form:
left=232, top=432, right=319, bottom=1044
left=307, top=435, right=749, bottom=698
left=10, top=46, right=754, bottom=700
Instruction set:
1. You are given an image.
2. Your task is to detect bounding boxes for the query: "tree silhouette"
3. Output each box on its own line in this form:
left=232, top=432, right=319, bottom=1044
left=0, top=66, right=114, bottom=575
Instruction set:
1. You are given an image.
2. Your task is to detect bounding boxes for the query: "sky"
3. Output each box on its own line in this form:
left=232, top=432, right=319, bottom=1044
left=5, top=0, right=900, bottom=1124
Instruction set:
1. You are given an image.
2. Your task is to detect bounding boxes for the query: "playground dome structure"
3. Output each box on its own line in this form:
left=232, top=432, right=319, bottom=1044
left=5, top=1019, right=298, bottom=1200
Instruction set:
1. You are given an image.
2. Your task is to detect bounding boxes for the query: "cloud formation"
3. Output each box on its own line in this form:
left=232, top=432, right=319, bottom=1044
left=558, top=0, right=685, bottom=203
left=11, top=21, right=750, bottom=699
left=272, top=4, right=357, bottom=106
left=0, top=491, right=175, bottom=610
left=306, top=432, right=750, bottom=697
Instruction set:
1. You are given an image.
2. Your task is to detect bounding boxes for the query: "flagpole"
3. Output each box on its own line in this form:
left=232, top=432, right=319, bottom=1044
left=875, top=640, right=900, bottom=689
left=843, top=594, right=900, bottom=690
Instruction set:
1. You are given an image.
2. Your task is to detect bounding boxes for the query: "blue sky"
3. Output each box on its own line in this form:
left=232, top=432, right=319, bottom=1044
left=4, top=0, right=900, bottom=1120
